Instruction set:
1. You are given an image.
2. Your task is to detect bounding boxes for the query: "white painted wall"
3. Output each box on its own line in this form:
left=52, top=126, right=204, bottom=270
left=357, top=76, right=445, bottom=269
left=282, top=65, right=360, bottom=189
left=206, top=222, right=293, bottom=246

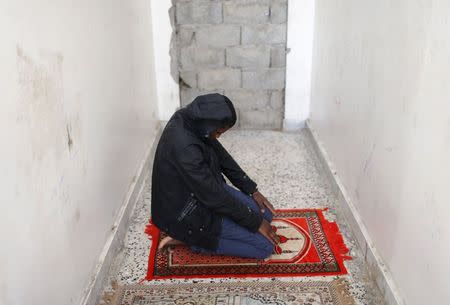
left=284, top=0, right=315, bottom=130
left=0, top=1, right=159, bottom=304
left=151, top=0, right=180, bottom=120
left=310, top=1, right=450, bottom=304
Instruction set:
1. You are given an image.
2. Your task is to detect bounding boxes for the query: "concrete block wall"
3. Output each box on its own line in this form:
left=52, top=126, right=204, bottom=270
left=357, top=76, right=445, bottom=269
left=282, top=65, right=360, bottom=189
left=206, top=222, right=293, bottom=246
left=173, top=0, right=288, bottom=129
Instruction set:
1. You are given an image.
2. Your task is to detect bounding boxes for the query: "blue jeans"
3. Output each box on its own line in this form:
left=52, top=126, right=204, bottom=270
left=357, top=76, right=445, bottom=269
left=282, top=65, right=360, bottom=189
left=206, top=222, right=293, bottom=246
left=192, top=184, right=274, bottom=259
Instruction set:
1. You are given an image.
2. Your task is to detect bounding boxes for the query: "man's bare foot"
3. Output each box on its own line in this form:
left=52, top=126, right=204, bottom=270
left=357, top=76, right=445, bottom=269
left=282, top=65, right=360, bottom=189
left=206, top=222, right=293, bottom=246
left=158, top=236, right=184, bottom=251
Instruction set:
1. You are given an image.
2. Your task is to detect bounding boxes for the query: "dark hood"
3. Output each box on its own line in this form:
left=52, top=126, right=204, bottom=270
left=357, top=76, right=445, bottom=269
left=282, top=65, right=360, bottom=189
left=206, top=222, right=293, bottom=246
left=182, top=93, right=237, bottom=139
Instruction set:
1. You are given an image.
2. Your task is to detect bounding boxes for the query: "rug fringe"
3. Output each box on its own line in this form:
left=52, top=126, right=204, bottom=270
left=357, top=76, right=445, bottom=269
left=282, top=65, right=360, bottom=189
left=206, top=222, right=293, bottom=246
left=144, top=219, right=160, bottom=240
left=99, top=280, right=119, bottom=305
left=317, top=209, right=352, bottom=269
left=143, top=219, right=160, bottom=281
left=332, top=278, right=357, bottom=305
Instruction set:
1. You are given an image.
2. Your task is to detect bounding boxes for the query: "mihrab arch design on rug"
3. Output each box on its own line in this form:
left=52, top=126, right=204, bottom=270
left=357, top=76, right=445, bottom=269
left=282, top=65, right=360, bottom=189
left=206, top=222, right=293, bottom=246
left=144, top=209, right=351, bottom=279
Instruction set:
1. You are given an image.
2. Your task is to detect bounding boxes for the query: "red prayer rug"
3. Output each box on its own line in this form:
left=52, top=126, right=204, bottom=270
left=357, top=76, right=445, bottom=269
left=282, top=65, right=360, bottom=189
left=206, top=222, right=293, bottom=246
left=143, top=209, right=351, bottom=280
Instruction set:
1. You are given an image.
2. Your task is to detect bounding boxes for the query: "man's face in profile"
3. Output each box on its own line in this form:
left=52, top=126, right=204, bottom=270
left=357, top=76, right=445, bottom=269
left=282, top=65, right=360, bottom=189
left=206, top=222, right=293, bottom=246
left=211, top=126, right=230, bottom=140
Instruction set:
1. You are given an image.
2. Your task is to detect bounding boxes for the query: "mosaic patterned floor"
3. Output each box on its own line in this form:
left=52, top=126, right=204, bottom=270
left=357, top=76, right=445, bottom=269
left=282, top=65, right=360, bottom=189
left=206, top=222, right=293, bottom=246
left=101, top=130, right=386, bottom=305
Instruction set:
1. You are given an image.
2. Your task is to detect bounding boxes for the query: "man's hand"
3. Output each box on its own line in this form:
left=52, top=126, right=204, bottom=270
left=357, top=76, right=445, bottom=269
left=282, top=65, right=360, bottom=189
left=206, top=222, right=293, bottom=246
left=258, top=219, right=280, bottom=246
left=252, top=190, right=276, bottom=214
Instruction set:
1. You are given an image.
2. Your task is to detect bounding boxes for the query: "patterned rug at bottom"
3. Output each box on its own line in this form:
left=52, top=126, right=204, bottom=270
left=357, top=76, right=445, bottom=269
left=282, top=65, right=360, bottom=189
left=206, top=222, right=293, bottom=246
left=110, top=279, right=356, bottom=305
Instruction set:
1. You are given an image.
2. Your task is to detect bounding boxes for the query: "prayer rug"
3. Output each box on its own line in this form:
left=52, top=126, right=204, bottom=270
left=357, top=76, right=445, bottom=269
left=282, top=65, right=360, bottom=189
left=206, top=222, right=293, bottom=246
left=110, top=280, right=356, bottom=305
left=144, top=209, right=351, bottom=280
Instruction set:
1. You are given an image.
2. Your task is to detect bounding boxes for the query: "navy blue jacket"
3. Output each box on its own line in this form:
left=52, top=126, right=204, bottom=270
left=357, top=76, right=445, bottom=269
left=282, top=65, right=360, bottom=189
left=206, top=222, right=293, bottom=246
left=151, top=94, right=261, bottom=250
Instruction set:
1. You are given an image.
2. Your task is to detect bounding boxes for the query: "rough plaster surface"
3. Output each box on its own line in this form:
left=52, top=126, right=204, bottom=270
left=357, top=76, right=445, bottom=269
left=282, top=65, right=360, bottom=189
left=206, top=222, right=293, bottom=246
left=284, top=0, right=315, bottom=130
left=172, top=0, right=288, bottom=129
left=102, top=130, right=386, bottom=305
left=151, top=0, right=180, bottom=121
left=0, top=1, right=159, bottom=304
left=310, top=1, right=450, bottom=304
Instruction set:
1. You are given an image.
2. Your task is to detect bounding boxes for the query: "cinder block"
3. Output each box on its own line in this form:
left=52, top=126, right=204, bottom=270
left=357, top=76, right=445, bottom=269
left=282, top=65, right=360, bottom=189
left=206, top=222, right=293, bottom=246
left=176, top=1, right=222, bottom=25
left=226, top=89, right=270, bottom=110
left=269, top=90, right=284, bottom=109
left=223, top=2, right=269, bottom=24
left=179, top=70, right=197, bottom=88
left=226, top=45, right=270, bottom=68
left=174, top=0, right=288, bottom=130
left=198, top=69, right=241, bottom=90
left=196, top=25, right=241, bottom=48
left=178, top=26, right=196, bottom=46
left=242, top=69, right=285, bottom=89
left=270, top=45, right=286, bottom=67
left=180, top=46, right=224, bottom=70
left=242, top=24, right=287, bottom=44
left=233, top=107, right=241, bottom=128
left=180, top=87, right=198, bottom=107
left=180, top=88, right=225, bottom=107
left=270, top=2, right=287, bottom=23
left=239, top=109, right=283, bottom=129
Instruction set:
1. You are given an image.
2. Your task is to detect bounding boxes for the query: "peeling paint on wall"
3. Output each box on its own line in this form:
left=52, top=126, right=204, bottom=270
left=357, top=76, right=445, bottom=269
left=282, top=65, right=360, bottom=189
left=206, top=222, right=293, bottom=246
left=16, top=46, right=66, bottom=162
left=2, top=2, right=160, bottom=305
left=310, top=1, right=450, bottom=304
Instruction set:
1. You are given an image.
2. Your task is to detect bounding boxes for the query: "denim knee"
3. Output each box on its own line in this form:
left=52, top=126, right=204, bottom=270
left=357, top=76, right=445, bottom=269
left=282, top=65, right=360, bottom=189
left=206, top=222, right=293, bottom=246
left=255, top=239, right=274, bottom=259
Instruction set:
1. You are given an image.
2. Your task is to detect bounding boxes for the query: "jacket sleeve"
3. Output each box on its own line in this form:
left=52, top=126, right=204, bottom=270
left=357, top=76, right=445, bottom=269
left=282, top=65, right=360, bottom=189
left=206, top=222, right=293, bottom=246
left=211, top=140, right=258, bottom=195
left=174, top=144, right=262, bottom=232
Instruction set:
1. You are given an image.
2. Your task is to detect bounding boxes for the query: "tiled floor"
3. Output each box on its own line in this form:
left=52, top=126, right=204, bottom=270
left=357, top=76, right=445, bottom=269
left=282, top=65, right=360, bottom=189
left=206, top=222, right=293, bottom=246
left=102, top=130, right=386, bottom=305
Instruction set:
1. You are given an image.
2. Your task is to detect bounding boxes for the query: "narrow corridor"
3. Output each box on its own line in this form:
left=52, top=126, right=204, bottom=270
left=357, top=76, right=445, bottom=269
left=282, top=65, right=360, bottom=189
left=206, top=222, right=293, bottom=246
left=4, top=1, right=449, bottom=304
left=102, top=130, right=386, bottom=305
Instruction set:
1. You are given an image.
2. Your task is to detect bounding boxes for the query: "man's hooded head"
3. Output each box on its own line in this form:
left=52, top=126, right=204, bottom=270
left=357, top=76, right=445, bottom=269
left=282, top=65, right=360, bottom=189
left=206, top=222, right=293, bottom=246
left=184, top=93, right=237, bottom=139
